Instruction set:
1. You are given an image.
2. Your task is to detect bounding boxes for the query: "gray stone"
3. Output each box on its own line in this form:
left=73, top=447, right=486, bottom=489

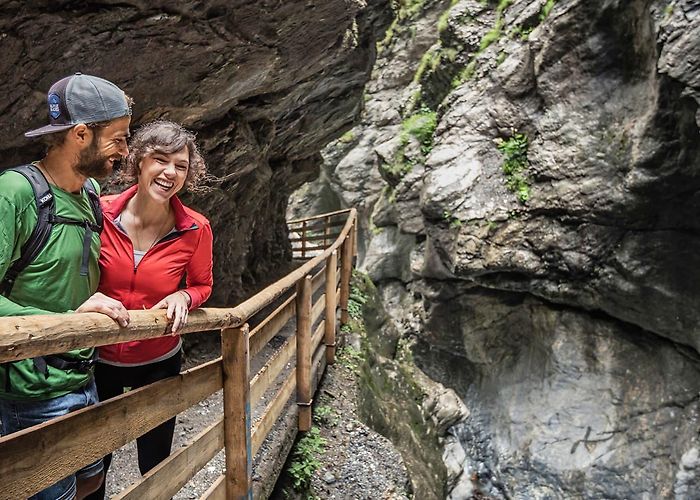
left=0, top=0, right=393, bottom=307
left=289, top=0, right=700, bottom=497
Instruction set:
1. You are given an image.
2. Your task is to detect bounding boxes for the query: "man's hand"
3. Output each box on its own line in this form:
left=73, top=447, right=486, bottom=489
left=151, top=291, right=190, bottom=334
left=76, top=292, right=130, bottom=327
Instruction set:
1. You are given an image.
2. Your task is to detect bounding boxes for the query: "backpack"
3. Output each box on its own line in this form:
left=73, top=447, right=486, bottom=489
left=0, top=164, right=103, bottom=389
left=0, top=164, right=103, bottom=296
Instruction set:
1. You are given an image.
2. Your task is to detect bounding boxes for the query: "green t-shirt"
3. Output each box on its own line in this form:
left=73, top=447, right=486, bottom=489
left=0, top=169, right=101, bottom=400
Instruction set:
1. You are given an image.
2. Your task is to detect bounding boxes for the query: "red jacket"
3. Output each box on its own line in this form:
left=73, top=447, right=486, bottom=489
left=97, top=185, right=213, bottom=365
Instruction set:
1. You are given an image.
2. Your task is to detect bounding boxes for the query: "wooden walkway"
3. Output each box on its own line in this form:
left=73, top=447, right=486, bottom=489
left=0, top=208, right=358, bottom=500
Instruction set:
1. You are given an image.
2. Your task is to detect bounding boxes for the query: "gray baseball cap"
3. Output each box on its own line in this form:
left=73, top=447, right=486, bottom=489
left=25, top=73, right=131, bottom=138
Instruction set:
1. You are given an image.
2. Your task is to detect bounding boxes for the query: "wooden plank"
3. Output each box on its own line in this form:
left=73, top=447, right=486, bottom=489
left=115, top=418, right=224, bottom=500
left=325, top=251, right=338, bottom=364
left=311, top=338, right=328, bottom=394
left=251, top=369, right=297, bottom=456
left=300, top=220, right=307, bottom=258
left=0, top=308, right=242, bottom=363
left=219, top=208, right=356, bottom=324
left=221, top=325, right=252, bottom=499
left=201, top=474, right=225, bottom=500
left=311, top=267, right=325, bottom=293
left=296, top=276, right=312, bottom=432
left=287, top=208, right=352, bottom=224
left=311, top=293, right=325, bottom=325
left=288, top=218, right=346, bottom=232
left=312, top=320, right=325, bottom=352
left=250, top=334, right=296, bottom=405
left=324, top=215, right=332, bottom=248
left=289, top=232, right=341, bottom=243
left=0, top=359, right=222, bottom=499
left=1, top=209, right=358, bottom=365
left=352, top=219, right=358, bottom=257
left=249, top=295, right=295, bottom=358
left=339, top=234, right=353, bottom=325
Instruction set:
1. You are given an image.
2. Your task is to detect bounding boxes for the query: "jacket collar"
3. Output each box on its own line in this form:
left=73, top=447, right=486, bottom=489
left=104, top=185, right=197, bottom=231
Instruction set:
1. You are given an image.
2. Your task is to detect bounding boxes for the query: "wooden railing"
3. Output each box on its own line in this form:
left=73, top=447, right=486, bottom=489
left=0, top=208, right=357, bottom=500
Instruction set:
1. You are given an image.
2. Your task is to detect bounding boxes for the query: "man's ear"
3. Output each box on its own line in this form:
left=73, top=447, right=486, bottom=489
left=67, top=124, right=93, bottom=148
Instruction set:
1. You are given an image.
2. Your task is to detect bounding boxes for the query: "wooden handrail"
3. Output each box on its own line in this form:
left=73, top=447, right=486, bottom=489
left=115, top=418, right=224, bottom=500
left=0, top=209, right=356, bottom=363
left=289, top=232, right=341, bottom=243
left=0, top=358, right=222, bottom=498
left=0, top=308, right=242, bottom=363
left=287, top=208, right=351, bottom=224
left=0, top=208, right=358, bottom=499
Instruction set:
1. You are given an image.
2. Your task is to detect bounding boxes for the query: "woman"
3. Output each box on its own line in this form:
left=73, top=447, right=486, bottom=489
left=89, top=120, right=213, bottom=498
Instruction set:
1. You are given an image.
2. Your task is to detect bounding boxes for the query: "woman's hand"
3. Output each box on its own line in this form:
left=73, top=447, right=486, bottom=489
left=151, top=291, right=191, bottom=334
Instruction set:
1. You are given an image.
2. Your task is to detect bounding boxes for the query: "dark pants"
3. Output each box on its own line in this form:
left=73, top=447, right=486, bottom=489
left=86, top=351, right=182, bottom=499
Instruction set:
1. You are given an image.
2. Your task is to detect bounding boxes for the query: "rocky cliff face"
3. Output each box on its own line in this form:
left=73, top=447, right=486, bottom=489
left=291, top=0, right=700, bottom=497
left=0, top=0, right=391, bottom=305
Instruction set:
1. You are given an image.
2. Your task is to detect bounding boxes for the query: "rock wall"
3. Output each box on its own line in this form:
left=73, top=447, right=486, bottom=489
left=291, top=0, right=700, bottom=497
left=0, top=0, right=391, bottom=305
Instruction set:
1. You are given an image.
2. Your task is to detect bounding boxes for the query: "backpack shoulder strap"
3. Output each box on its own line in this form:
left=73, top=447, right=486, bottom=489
left=82, top=178, right=103, bottom=233
left=0, top=165, right=55, bottom=297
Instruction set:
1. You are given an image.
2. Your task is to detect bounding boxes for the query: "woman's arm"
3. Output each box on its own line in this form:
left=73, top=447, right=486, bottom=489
left=182, top=221, right=214, bottom=309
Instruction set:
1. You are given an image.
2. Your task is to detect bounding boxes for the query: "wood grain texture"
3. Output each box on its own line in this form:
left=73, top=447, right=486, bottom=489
left=221, top=325, right=252, bottom=499
left=0, top=308, right=241, bottom=363
left=296, top=276, right=313, bottom=431
left=249, top=295, right=295, bottom=358
left=325, top=251, right=338, bottom=364
left=115, top=418, right=224, bottom=500
left=251, top=369, right=296, bottom=456
left=200, top=475, right=225, bottom=500
left=250, top=334, right=296, bottom=404
left=0, top=359, right=222, bottom=499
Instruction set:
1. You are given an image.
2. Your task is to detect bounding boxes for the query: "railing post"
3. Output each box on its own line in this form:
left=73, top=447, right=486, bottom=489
left=301, top=220, right=307, bottom=259
left=296, top=275, right=313, bottom=431
left=221, top=324, right=252, bottom=500
left=352, top=217, right=358, bottom=258
left=324, top=250, right=338, bottom=364
left=324, top=215, right=331, bottom=249
left=339, top=234, right=353, bottom=325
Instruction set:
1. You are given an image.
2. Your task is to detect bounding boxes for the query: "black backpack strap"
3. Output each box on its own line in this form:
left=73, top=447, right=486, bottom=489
left=83, top=178, right=103, bottom=232
left=80, top=179, right=103, bottom=276
left=0, top=165, right=55, bottom=297
left=32, top=350, right=98, bottom=379
left=70, top=178, right=102, bottom=276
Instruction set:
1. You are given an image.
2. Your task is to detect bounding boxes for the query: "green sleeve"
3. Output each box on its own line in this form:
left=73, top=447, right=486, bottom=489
left=0, top=193, right=53, bottom=316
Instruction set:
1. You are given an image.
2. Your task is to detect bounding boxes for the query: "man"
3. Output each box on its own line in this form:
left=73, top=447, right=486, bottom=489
left=0, top=73, right=132, bottom=500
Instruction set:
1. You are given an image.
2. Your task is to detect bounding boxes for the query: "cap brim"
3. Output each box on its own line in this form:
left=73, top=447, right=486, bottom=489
left=24, top=123, right=75, bottom=138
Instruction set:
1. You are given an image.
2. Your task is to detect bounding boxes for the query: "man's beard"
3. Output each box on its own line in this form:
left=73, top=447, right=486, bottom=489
left=74, top=136, right=119, bottom=179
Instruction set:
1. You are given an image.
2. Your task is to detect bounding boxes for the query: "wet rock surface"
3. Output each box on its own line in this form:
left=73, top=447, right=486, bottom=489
left=290, top=0, right=700, bottom=497
left=271, top=353, right=412, bottom=500
left=0, top=0, right=391, bottom=306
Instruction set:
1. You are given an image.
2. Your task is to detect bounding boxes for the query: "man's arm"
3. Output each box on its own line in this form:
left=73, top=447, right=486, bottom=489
left=0, top=194, right=129, bottom=325
left=0, top=193, right=52, bottom=316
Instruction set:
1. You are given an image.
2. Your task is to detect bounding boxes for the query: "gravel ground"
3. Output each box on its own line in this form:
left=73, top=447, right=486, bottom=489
left=272, top=347, right=412, bottom=500
left=103, top=297, right=411, bottom=499
left=104, top=333, right=226, bottom=499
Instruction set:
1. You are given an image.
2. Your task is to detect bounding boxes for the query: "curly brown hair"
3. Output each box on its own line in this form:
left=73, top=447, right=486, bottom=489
left=121, top=120, right=206, bottom=191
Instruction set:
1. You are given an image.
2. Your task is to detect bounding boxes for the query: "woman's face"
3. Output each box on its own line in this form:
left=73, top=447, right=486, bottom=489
left=138, top=146, right=189, bottom=203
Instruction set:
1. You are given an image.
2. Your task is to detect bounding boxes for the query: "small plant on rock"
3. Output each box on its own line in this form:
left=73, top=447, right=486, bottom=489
left=496, top=133, right=531, bottom=204
left=288, top=427, right=326, bottom=492
left=540, top=0, right=556, bottom=21
left=313, top=405, right=339, bottom=427
left=337, top=345, right=364, bottom=374
left=442, top=210, right=462, bottom=228
left=401, top=109, right=437, bottom=155
left=347, top=280, right=369, bottom=320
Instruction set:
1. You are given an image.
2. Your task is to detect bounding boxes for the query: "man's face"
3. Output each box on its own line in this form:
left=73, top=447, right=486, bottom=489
left=75, top=116, right=131, bottom=179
